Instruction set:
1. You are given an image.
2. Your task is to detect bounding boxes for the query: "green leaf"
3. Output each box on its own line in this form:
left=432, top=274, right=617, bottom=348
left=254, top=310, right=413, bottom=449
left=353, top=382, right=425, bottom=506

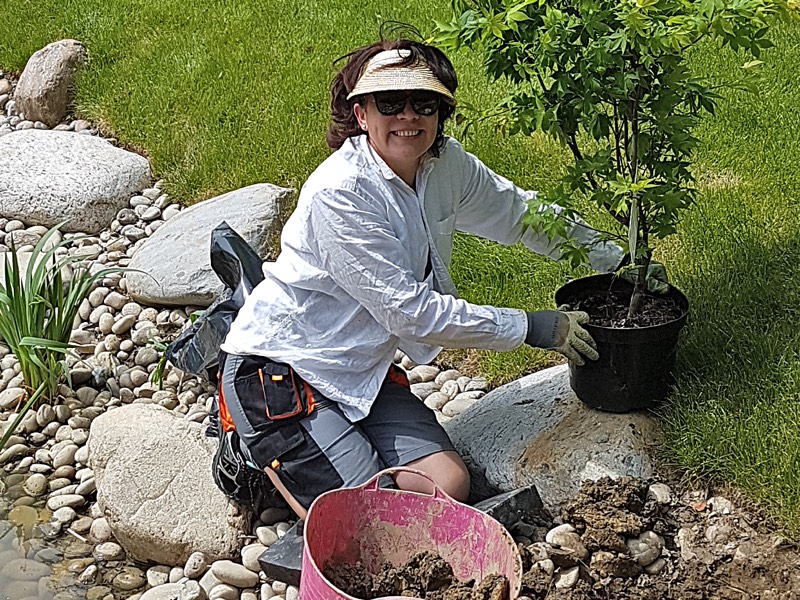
left=628, top=200, right=640, bottom=264
left=506, top=8, right=530, bottom=22
left=0, top=383, right=47, bottom=454
left=19, top=337, right=73, bottom=352
left=741, top=59, right=764, bottom=70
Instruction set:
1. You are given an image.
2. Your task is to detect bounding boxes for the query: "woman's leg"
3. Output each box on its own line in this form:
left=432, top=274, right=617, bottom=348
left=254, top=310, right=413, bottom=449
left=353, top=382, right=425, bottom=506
left=360, top=380, right=471, bottom=502
left=263, top=468, right=308, bottom=520
left=265, top=399, right=387, bottom=518
left=264, top=388, right=471, bottom=516
left=400, top=451, right=470, bottom=502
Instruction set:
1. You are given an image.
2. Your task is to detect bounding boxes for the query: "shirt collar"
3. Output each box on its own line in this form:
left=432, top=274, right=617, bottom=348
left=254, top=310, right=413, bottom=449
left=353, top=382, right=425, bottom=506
left=352, top=134, right=438, bottom=184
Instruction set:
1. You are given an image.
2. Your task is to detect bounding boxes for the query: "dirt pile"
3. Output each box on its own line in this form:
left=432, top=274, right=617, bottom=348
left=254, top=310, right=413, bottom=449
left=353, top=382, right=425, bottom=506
left=515, top=477, right=800, bottom=599
left=320, top=477, right=800, bottom=600
left=324, top=551, right=509, bottom=599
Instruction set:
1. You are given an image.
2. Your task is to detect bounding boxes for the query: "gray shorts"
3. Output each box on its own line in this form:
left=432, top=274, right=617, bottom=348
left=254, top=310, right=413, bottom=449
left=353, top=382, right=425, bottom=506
left=220, top=353, right=455, bottom=509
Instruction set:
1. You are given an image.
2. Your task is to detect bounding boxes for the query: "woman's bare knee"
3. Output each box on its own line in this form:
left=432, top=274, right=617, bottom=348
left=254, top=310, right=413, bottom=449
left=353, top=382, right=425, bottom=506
left=399, top=451, right=470, bottom=502
left=264, top=468, right=308, bottom=520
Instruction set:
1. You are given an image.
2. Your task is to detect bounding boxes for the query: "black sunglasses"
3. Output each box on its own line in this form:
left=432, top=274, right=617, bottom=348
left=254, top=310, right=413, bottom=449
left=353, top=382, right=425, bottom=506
left=371, top=91, right=442, bottom=116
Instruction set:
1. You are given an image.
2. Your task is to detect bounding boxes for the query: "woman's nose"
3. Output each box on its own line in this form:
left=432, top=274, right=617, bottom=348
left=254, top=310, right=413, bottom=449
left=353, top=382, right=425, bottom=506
left=397, top=100, right=418, bottom=119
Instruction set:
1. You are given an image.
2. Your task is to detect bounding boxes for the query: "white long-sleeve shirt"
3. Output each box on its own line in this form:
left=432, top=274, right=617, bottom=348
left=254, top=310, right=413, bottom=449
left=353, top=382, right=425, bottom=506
left=221, top=135, right=620, bottom=421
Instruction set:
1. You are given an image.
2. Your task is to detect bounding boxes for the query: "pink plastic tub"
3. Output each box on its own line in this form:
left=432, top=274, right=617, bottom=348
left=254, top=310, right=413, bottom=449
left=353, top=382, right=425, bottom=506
left=300, top=467, right=522, bottom=599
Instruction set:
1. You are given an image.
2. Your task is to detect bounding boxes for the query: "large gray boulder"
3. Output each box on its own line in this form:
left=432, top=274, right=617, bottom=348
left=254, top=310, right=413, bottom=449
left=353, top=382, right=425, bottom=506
left=444, top=365, right=659, bottom=515
left=15, top=39, right=88, bottom=127
left=88, top=404, right=248, bottom=566
left=125, top=183, right=291, bottom=307
left=0, top=130, right=150, bottom=233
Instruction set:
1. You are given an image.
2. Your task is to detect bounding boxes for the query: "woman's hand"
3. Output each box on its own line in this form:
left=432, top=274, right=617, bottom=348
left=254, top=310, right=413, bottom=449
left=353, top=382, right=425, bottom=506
left=525, top=310, right=599, bottom=366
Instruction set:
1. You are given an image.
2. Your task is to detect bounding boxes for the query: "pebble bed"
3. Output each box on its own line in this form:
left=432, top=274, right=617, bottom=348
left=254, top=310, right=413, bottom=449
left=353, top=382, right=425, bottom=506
left=0, top=73, right=492, bottom=600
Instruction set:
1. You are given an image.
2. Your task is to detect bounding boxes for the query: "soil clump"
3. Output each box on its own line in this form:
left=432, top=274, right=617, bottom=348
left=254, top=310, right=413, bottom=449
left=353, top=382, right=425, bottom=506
left=515, top=477, right=800, bottom=599
left=324, top=550, right=509, bottom=599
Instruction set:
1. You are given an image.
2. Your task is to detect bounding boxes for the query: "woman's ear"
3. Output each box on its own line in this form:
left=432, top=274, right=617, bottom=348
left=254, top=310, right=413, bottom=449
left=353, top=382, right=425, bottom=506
left=353, top=103, right=368, bottom=131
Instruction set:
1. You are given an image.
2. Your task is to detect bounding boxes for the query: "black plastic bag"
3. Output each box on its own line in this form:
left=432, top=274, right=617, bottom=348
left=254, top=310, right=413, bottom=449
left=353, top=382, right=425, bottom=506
left=165, top=221, right=265, bottom=383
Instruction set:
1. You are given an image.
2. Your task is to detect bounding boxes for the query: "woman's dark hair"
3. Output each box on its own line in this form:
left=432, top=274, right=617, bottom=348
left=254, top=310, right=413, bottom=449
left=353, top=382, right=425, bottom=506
left=326, top=39, right=458, bottom=156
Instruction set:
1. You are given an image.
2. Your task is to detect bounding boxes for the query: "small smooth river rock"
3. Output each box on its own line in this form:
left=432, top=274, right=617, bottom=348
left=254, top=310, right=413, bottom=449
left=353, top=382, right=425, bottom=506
left=210, top=560, right=259, bottom=588
left=140, top=582, right=183, bottom=600
left=1, top=558, right=51, bottom=581
left=112, top=566, right=147, bottom=591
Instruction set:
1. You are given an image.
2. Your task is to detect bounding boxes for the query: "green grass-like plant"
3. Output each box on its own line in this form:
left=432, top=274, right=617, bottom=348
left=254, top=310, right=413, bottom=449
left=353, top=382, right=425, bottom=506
left=0, top=224, right=121, bottom=408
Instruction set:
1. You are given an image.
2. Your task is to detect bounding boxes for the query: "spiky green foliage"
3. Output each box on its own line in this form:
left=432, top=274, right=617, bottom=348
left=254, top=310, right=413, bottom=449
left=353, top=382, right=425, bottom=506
left=0, top=224, right=122, bottom=401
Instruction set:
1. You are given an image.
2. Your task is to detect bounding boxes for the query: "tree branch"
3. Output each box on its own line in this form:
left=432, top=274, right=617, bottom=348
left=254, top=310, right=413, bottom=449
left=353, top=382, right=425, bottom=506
left=623, top=111, right=629, bottom=173
left=630, top=99, right=639, bottom=181
left=561, top=215, right=626, bottom=243
left=535, top=72, right=551, bottom=96
left=565, top=133, right=600, bottom=191
left=613, top=99, right=624, bottom=174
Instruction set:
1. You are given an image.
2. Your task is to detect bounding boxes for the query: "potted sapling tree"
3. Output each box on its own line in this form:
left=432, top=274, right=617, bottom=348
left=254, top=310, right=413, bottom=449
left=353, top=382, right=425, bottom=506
left=436, top=0, right=788, bottom=411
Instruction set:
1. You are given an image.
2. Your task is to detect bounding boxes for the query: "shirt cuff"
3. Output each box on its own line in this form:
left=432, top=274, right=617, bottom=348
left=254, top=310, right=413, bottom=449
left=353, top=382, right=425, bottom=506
left=494, top=308, right=528, bottom=351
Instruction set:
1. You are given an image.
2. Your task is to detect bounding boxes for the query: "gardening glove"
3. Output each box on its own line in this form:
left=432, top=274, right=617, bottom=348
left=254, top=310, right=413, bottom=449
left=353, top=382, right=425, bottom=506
left=620, top=262, right=669, bottom=294
left=525, top=310, right=599, bottom=366
left=616, top=254, right=670, bottom=295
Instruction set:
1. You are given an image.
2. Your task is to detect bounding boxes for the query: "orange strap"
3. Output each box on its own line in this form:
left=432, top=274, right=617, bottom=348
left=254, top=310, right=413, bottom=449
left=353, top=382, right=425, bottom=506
left=217, top=374, right=236, bottom=433
left=303, top=381, right=317, bottom=414
left=387, top=365, right=410, bottom=388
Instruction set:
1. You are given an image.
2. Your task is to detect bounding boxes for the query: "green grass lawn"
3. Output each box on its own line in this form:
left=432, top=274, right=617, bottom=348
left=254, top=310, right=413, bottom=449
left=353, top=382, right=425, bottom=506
left=3, top=2, right=800, bottom=530
left=662, top=19, right=800, bottom=530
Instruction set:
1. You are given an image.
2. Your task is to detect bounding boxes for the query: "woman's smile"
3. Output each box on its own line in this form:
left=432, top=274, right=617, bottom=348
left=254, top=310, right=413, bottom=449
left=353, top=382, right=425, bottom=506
left=392, top=129, right=423, bottom=137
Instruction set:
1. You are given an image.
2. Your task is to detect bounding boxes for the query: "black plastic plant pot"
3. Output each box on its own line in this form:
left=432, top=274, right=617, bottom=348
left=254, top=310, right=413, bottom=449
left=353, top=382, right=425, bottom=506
left=554, top=273, right=689, bottom=413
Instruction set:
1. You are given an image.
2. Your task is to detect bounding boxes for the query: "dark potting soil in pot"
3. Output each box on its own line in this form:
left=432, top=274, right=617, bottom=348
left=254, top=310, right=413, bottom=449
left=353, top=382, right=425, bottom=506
left=323, top=550, right=509, bottom=599
left=571, top=291, right=684, bottom=328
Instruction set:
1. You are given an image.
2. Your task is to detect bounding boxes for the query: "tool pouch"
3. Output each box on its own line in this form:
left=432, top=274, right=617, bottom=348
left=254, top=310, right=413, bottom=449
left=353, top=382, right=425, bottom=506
left=235, top=356, right=315, bottom=425
left=258, top=362, right=315, bottom=420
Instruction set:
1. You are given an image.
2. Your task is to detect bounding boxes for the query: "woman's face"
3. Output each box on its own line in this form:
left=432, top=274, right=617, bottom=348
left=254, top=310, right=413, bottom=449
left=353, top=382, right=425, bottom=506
left=353, top=91, right=439, bottom=181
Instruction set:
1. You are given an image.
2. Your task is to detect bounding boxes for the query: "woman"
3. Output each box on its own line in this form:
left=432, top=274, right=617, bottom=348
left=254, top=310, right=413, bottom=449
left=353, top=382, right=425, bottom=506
left=218, top=38, right=622, bottom=518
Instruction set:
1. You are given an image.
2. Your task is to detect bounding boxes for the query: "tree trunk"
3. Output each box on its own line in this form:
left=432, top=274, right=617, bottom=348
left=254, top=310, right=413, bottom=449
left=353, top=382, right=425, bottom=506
left=627, top=256, right=650, bottom=321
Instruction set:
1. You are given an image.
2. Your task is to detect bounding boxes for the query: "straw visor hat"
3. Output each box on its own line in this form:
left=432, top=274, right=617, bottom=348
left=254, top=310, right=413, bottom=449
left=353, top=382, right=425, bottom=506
left=346, top=49, right=456, bottom=105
